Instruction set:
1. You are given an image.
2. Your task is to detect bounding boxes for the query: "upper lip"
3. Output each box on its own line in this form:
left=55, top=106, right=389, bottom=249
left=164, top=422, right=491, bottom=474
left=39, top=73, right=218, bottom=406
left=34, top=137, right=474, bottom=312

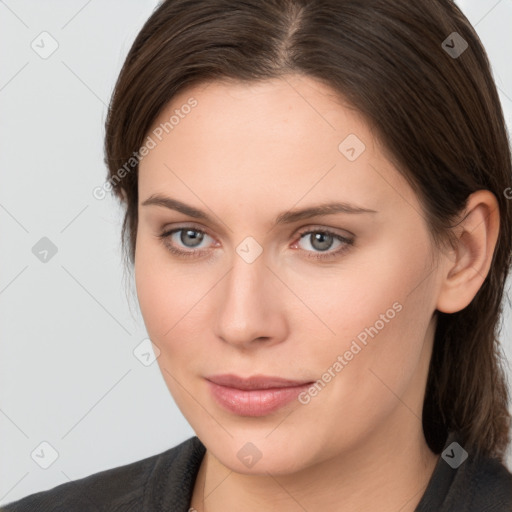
left=205, top=374, right=314, bottom=390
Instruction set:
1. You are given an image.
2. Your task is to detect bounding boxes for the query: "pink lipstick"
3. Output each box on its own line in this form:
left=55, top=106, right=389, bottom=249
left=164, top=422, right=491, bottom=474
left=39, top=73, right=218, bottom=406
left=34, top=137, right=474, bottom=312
left=205, top=374, right=314, bottom=416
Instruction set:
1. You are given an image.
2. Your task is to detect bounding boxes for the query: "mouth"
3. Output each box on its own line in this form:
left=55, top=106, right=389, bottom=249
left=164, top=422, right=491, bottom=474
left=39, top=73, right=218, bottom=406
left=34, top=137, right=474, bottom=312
left=205, top=374, right=315, bottom=416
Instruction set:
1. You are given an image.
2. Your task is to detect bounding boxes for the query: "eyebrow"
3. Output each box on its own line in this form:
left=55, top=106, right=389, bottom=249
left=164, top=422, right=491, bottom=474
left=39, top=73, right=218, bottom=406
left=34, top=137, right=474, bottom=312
left=141, top=194, right=378, bottom=225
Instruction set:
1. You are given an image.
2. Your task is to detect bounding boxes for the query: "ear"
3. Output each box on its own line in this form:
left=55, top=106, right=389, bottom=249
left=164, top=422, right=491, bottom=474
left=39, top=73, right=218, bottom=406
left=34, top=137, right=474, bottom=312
left=436, top=190, right=500, bottom=314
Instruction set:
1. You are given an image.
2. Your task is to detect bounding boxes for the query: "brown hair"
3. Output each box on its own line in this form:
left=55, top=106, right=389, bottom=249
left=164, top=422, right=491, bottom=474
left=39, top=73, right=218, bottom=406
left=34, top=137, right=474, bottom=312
left=104, top=0, right=512, bottom=460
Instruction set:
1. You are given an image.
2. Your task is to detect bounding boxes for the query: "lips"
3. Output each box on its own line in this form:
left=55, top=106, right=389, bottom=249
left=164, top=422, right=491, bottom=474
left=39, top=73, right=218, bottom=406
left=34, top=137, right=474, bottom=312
left=205, top=374, right=313, bottom=390
left=205, top=374, right=315, bottom=416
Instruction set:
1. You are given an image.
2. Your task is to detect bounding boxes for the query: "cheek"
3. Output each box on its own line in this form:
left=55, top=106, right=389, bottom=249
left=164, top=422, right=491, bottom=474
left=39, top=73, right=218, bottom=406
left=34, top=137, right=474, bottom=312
left=305, top=236, right=437, bottom=421
left=135, top=233, right=177, bottom=346
left=134, top=251, right=203, bottom=409
left=134, top=234, right=215, bottom=365
left=135, top=263, right=197, bottom=343
left=302, top=238, right=430, bottom=349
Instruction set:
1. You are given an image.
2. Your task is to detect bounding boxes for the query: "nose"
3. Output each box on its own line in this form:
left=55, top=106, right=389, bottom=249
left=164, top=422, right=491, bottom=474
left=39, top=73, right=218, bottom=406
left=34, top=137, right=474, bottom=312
left=213, top=249, right=289, bottom=350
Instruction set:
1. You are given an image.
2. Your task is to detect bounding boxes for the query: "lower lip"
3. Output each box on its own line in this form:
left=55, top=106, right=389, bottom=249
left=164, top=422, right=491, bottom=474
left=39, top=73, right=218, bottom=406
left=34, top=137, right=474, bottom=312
left=206, top=380, right=313, bottom=416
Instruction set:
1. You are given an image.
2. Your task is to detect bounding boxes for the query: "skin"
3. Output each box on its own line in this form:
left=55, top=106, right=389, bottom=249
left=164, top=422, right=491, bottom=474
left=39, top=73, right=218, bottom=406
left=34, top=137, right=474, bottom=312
left=134, top=75, right=499, bottom=511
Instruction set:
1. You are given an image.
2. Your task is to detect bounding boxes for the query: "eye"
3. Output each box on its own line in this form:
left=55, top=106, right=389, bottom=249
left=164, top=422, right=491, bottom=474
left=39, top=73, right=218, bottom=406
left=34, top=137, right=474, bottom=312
left=293, top=228, right=354, bottom=260
left=157, top=226, right=216, bottom=258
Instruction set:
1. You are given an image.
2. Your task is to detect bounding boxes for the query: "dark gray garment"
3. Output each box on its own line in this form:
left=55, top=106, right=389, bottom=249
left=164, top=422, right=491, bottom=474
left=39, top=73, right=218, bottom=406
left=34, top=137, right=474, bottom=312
left=2, top=432, right=511, bottom=511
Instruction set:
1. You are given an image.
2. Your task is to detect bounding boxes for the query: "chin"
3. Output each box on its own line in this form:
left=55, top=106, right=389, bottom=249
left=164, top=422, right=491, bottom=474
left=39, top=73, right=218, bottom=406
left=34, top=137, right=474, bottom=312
left=194, top=421, right=329, bottom=475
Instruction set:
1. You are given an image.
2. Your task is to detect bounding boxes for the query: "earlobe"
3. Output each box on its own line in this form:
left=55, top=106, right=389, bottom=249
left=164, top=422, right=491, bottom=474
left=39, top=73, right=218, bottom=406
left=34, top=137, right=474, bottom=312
left=436, top=190, right=500, bottom=314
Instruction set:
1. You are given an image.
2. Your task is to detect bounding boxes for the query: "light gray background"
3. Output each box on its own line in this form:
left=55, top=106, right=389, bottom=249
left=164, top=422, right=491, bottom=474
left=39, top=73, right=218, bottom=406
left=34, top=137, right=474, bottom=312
left=1, top=0, right=511, bottom=505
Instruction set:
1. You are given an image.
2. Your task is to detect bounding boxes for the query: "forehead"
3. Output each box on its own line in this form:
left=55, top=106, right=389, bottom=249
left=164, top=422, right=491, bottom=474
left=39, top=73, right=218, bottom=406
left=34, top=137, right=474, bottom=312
left=150, top=76, right=366, bottom=154
left=138, top=76, right=418, bottom=217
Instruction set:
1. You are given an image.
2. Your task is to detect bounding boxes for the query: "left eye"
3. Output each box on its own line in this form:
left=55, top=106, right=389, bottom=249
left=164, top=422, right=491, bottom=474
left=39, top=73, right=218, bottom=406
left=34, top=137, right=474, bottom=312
left=297, top=230, right=345, bottom=253
left=293, top=230, right=354, bottom=259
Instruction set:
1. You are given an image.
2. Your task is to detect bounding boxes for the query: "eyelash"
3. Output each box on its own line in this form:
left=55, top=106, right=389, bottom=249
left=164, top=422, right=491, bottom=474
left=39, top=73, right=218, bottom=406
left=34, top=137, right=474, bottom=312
left=157, top=225, right=354, bottom=261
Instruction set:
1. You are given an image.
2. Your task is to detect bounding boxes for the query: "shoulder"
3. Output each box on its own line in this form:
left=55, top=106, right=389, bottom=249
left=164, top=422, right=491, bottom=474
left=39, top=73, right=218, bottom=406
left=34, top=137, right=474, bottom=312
left=1, top=436, right=205, bottom=512
left=442, top=451, right=512, bottom=511
left=416, top=431, right=512, bottom=512
left=462, top=455, right=512, bottom=509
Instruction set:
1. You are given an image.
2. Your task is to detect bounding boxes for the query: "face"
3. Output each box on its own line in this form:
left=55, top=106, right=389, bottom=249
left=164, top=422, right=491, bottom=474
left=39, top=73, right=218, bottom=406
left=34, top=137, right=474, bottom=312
left=135, top=76, right=445, bottom=474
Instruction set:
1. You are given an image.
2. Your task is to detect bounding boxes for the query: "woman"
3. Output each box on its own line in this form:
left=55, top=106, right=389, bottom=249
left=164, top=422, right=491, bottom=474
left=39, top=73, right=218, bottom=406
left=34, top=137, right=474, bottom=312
left=3, top=0, right=512, bottom=510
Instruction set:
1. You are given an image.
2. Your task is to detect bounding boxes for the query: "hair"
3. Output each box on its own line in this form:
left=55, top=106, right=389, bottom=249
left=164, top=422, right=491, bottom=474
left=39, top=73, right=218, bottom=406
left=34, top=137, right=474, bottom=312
left=104, top=0, right=512, bottom=460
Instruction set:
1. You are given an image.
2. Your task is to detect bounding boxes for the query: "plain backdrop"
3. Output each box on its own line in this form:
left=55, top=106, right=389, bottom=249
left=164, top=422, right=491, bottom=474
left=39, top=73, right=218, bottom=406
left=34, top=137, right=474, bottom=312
left=1, top=0, right=511, bottom=505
